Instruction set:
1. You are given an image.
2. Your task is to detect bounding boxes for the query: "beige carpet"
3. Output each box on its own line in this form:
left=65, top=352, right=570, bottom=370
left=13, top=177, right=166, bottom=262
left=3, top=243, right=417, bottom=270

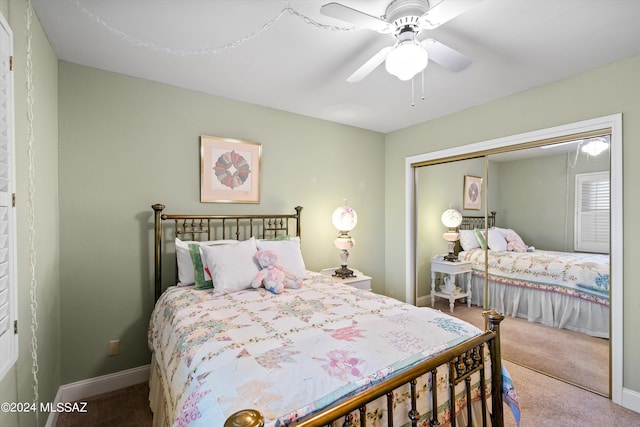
left=503, top=360, right=640, bottom=426
left=431, top=298, right=609, bottom=396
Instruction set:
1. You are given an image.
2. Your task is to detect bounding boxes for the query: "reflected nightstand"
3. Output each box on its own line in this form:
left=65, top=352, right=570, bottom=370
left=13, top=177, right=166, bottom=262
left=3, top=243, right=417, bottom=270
left=430, top=255, right=472, bottom=313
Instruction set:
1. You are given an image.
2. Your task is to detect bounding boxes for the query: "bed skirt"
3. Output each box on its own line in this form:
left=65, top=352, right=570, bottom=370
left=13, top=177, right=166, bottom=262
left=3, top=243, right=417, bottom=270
left=470, top=275, right=609, bottom=339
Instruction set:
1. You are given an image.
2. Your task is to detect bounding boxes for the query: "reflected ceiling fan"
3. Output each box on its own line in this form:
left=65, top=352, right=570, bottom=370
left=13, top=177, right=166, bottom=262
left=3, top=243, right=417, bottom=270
left=320, top=0, right=482, bottom=82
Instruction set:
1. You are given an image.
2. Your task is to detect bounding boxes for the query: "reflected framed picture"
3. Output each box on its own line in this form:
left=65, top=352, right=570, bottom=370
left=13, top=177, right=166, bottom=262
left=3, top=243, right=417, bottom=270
left=200, top=135, right=261, bottom=203
left=463, top=175, right=482, bottom=210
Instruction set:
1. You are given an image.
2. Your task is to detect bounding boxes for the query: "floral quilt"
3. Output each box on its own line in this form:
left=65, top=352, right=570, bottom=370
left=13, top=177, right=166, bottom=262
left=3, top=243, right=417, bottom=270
left=460, top=249, right=610, bottom=305
left=148, top=272, right=508, bottom=426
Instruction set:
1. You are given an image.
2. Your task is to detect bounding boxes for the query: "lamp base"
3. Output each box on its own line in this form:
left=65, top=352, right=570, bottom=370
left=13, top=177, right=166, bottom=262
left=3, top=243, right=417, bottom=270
left=333, top=266, right=355, bottom=279
left=443, top=253, right=458, bottom=262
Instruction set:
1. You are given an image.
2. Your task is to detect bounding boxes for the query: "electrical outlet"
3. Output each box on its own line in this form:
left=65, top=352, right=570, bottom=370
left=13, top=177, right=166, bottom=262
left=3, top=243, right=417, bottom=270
left=108, top=340, right=120, bottom=356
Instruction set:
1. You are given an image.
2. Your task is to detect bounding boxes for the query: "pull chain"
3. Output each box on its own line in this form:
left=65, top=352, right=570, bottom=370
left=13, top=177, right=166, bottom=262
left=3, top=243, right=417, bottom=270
left=411, top=77, right=415, bottom=106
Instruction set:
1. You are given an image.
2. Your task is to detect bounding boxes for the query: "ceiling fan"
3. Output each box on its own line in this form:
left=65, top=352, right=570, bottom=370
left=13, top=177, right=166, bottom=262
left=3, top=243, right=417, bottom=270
left=320, top=0, right=482, bottom=82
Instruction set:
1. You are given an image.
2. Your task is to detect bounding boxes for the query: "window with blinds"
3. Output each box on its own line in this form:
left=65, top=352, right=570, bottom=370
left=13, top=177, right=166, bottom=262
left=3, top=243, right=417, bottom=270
left=575, top=171, right=609, bottom=253
left=0, top=14, right=15, bottom=381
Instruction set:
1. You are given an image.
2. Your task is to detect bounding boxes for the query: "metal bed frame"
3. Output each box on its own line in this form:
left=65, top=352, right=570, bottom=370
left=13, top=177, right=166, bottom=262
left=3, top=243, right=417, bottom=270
left=150, top=204, right=506, bottom=427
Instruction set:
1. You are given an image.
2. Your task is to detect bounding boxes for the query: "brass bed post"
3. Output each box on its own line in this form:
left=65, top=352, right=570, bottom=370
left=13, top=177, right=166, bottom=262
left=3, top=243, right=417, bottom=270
left=295, top=206, right=303, bottom=238
left=152, top=204, right=165, bottom=302
left=483, top=310, right=505, bottom=427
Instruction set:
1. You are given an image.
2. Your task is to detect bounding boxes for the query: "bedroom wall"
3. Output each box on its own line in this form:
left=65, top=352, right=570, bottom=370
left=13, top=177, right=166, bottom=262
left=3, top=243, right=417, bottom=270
left=384, top=54, right=640, bottom=396
left=0, top=2, right=60, bottom=427
left=494, top=151, right=609, bottom=252
left=57, top=62, right=385, bottom=383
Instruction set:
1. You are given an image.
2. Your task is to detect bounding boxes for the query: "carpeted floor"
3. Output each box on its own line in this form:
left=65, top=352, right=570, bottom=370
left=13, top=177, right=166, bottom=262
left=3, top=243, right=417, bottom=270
left=55, top=382, right=152, bottom=427
left=431, top=298, right=609, bottom=396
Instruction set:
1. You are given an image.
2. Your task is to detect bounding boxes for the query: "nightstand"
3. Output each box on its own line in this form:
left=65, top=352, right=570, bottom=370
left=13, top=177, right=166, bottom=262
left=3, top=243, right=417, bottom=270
left=430, top=255, right=472, bottom=313
left=320, top=268, right=372, bottom=291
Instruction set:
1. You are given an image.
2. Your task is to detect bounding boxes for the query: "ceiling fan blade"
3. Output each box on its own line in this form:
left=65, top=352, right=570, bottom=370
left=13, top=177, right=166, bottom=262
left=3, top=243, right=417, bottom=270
left=346, top=46, right=393, bottom=82
left=320, top=2, right=392, bottom=33
left=420, top=38, right=472, bottom=72
left=421, top=0, right=484, bottom=29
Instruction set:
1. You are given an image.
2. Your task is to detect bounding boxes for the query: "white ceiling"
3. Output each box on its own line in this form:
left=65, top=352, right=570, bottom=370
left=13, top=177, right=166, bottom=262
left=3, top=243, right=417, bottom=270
left=32, top=0, right=640, bottom=133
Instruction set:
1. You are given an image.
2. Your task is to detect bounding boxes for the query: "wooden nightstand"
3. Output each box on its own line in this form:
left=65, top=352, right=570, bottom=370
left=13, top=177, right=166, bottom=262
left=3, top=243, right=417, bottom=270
left=430, top=255, right=472, bottom=313
left=320, top=268, right=372, bottom=291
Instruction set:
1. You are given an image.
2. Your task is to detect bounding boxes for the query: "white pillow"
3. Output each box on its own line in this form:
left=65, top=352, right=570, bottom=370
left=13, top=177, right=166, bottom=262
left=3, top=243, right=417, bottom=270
left=255, top=236, right=307, bottom=279
left=459, top=230, right=481, bottom=251
left=201, top=237, right=260, bottom=294
left=495, top=227, right=526, bottom=247
left=487, top=228, right=508, bottom=252
left=175, top=238, right=237, bottom=286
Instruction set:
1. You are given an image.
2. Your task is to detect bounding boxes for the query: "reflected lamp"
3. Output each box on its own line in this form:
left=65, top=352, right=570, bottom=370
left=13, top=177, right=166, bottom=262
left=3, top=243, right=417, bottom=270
left=332, top=203, right=358, bottom=278
left=441, top=208, right=462, bottom=261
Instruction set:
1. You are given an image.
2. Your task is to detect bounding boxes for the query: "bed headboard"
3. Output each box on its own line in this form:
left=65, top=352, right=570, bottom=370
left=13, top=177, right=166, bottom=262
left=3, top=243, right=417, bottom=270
left=454, top=211, right=497, bottom=254
left=151, top=204, right=302, bottom=301
left=459, top=210, right=497, bottom=230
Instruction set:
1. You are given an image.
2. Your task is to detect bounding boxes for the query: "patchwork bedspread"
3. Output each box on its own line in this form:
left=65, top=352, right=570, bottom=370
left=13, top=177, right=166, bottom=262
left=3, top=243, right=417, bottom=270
left=148, top=273, right=496, bottom=426
left=460, top=249, right=610, bottom=305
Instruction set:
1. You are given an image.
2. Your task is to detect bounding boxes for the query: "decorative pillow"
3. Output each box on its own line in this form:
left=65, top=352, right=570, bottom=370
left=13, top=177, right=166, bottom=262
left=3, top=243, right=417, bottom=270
left=175, top=238, right=237, bottom=287
left=255, top=236, right=307, bottom=279
left=201, top=237, right=261, bottom=294
left=459, top=230, right=481, bottom=251
left=474, top=228, right=509, bottom=251
left=487, top=228, right=508, bottom=251
left=473, top=229, right=487, bottom=250
left=495, top=227, right=527, bottom=249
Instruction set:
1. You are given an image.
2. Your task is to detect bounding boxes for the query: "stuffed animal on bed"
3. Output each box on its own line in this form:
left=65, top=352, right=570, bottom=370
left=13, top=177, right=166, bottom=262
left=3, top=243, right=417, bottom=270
left=251, top=250, right=302, bottom=294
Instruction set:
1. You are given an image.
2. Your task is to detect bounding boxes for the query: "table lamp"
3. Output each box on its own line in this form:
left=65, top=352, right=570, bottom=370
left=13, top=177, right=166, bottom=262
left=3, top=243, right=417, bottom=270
left=441, top=207, right=462, bottom=261
left=332, top=202, right=357, bottom=278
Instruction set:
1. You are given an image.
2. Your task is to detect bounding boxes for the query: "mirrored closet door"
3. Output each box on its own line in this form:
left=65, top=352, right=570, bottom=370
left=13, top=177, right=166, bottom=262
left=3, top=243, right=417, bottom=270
left=415, top=132, right=612, bottom=396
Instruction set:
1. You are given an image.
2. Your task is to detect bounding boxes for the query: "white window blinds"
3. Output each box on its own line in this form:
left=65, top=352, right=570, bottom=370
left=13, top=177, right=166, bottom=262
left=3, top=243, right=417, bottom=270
left=575, top=171, right=609, bottom=253
left=0, top=13, right=16, bottom=381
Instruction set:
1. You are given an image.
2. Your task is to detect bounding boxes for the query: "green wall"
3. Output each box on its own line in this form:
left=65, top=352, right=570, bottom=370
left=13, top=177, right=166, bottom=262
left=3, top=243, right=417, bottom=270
left=494, top=150, right=609, bottom=252
left=0, top=1, right=60, bottom=426
left=384, top=54, right=640, bottom=393
left=58, top=62, right=385, bottom=383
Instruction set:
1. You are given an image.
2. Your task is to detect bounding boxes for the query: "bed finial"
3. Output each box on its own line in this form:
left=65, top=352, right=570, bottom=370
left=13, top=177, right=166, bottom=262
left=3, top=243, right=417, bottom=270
left=224, top=409, right=265, bottom=427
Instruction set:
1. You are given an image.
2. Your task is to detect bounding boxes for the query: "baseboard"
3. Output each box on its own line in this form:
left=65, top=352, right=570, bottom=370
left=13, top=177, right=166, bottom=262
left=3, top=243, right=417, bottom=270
left=45, top=365, right=150, bottom=427
left=622, top=387, right=640, bottom=414
left=416, top=295, right=430, bottom=307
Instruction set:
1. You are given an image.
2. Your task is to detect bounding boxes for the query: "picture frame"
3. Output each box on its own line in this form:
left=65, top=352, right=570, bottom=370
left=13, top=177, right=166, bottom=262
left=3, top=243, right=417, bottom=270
left=200, top=135, right=261, bottom=203
left=463, top=175, right=483, bottom=210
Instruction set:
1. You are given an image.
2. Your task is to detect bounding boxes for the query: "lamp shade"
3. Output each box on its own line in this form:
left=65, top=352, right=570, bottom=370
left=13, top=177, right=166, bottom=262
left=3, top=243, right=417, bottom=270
left=332, top=205, right=358, bottom=232
left=441, top=208, right=462, bottom=228
left=385, top=42, right=429, bottom=81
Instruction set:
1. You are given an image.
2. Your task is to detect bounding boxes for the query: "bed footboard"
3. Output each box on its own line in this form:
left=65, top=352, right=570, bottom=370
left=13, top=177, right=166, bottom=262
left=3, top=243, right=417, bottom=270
left=225, top=310, right=505, bottom=427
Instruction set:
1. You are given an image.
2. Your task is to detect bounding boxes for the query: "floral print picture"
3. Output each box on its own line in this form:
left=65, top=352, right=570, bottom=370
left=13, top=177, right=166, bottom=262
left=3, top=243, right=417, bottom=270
left=200, top=135, right=261, bottom=203
left=463, top=175, right=482, bottom=210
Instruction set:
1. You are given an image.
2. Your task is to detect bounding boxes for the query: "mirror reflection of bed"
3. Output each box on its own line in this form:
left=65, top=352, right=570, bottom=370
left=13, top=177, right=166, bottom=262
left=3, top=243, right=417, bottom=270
left=416, top=135, right=611, bottom=396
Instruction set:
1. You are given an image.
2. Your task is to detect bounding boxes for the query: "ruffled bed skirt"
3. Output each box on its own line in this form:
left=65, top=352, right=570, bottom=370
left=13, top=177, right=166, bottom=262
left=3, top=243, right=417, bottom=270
left=470, top=275, right=609, bottom=338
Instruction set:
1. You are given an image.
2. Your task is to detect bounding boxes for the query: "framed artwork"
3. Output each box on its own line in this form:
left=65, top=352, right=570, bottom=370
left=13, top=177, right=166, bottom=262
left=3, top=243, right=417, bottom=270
left=463, top=175, right=483, bottom=210
left=200, top=135, right=261, bottom=203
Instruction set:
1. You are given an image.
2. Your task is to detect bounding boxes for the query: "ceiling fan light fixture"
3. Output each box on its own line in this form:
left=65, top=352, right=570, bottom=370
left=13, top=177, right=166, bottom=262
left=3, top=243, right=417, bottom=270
left=385, top=41, right=429, bottom=81
left=581, top=137, right=609, bottom=156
